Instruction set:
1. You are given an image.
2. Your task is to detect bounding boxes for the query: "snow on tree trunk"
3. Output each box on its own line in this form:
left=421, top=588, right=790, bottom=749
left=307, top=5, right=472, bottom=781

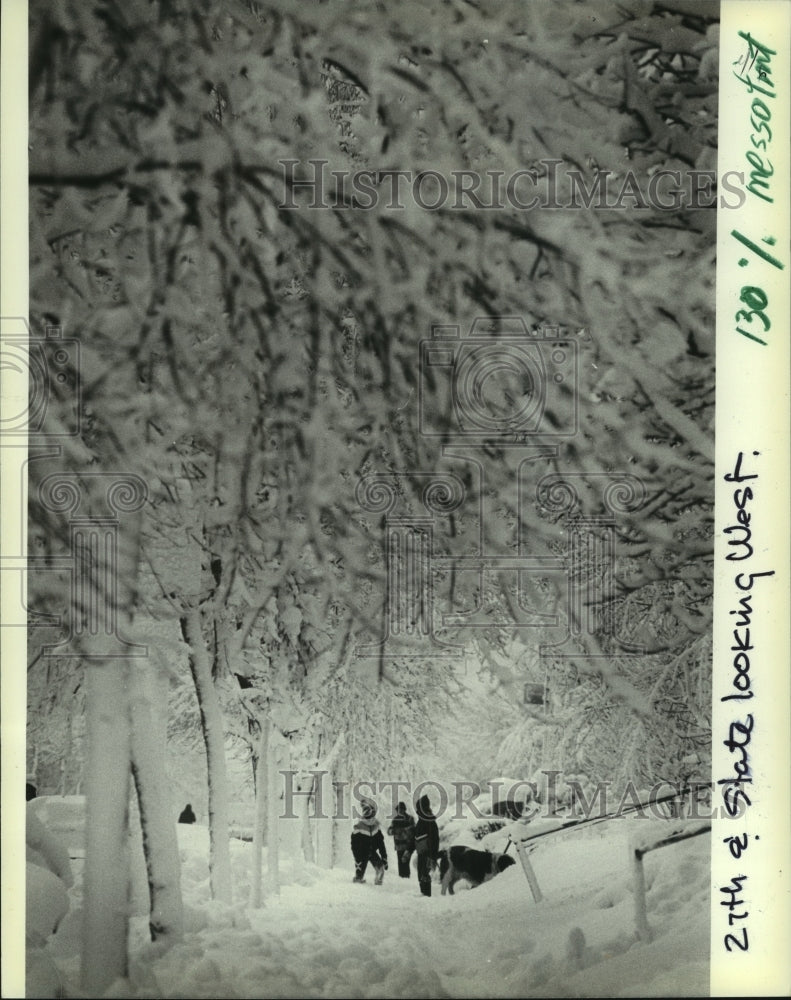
left=314, top=734, right=344, bottom=870
left=267, top=728, right=280, bottom=895
left=300, top=772, right=316, bottom=864
left=129, top=660, right=184, bottom=941
left=315, top=768, right=334, bottom=870
left=62, top=708, right=78, bottom=795
left=249, top=715, right=269, bottom=909
left=81, top=661, right=132, bottom=996
left=181, top=608, right=232, bottom=904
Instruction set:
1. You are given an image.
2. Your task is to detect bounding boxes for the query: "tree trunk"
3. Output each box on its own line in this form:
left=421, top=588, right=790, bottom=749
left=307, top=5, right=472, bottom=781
left=249, top=715, right=269, bottom=909
left=81, top=661, right=132, bottom=996
left=65, top=708, right=77, bottom=795
left=249, top=713, right=260, bottom=794
left=129, top=660, right=184, bottom=941
left=267, top=727, right=280, bottom=895
left=315, top=734, right=345, bottom=870
left=181, top=607, right=233, bottom=904
left=315, top=768, right=334, bottom=869
left=300, top=772, right=316, bottom=864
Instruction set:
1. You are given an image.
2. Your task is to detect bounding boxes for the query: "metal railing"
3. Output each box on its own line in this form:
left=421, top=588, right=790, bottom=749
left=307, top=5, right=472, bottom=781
left=504, top=787, right=712, bottom=940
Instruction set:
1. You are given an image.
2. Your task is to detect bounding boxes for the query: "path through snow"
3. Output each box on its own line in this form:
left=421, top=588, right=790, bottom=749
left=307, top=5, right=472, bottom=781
left=32, top=819, right=710, bottom=997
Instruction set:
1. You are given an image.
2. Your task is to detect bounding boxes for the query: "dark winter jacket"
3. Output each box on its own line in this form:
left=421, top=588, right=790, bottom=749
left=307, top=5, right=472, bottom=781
left=178, top=804, right=196, bottom=824
left=387, top=802, right=416, bottom=852
left=350, top=815, right=388, bottom=866
left=413, top=795, right=440, bottom=860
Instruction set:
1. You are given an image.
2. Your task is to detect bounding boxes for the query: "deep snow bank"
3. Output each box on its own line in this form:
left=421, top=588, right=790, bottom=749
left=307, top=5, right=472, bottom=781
left=30, top=816, right=710, bottom=998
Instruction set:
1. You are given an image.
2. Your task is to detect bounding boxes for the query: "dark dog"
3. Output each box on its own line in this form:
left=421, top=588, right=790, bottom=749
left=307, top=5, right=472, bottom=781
left=438, top=845, right=516, bottom=895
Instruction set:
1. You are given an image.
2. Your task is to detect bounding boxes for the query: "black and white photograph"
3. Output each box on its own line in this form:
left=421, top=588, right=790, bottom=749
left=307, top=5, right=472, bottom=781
left=2, top=1, right=789, bottom=997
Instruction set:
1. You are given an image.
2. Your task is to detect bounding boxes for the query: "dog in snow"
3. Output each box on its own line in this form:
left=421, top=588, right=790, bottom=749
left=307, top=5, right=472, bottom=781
left=438, top=845, right=516, bottom=895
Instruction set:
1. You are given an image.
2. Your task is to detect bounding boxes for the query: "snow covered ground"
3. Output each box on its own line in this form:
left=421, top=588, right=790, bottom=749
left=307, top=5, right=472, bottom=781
left=27, top=813, right=710, bottom=998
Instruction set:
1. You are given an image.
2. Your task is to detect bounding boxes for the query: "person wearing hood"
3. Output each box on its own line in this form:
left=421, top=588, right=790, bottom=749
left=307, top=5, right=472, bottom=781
left=351, top=797, right=388, bottom=884
left=178, top=803, right=197, bottom=824
left=387, top=801, right=416, bottom=878
left=413, top=794, right=440, bottom=897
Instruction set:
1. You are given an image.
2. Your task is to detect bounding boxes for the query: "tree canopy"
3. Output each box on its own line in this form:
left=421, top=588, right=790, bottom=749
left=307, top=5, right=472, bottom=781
left=28, top=0, right=718, bottom=795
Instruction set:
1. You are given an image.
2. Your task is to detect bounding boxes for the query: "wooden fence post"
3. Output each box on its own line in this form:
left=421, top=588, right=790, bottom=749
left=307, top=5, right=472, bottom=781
left=631, top=847, right=652, bottom=942
left=513, top=839, right=543, bottom=903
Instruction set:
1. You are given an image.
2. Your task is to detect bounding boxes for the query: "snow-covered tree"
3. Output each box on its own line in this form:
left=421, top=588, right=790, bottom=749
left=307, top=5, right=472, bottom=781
left=27, top=1, right=718, bottom=987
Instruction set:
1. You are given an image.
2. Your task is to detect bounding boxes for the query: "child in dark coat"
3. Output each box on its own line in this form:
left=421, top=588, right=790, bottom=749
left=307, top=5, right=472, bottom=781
left=178, top=803, right=196, bottom=824
left=350, top=797, right=388, bottom=884
left=387, top=801, right=416, bottom=878
left=413, top=794, right=440, bottom=897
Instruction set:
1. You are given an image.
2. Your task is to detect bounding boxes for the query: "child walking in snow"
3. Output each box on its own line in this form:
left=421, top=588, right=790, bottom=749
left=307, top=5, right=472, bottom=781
left=351, top=797, right=388, bottom=884
left=413, top=794, right=440, bottom=897
left=387, top=801, right=416, bottom=878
